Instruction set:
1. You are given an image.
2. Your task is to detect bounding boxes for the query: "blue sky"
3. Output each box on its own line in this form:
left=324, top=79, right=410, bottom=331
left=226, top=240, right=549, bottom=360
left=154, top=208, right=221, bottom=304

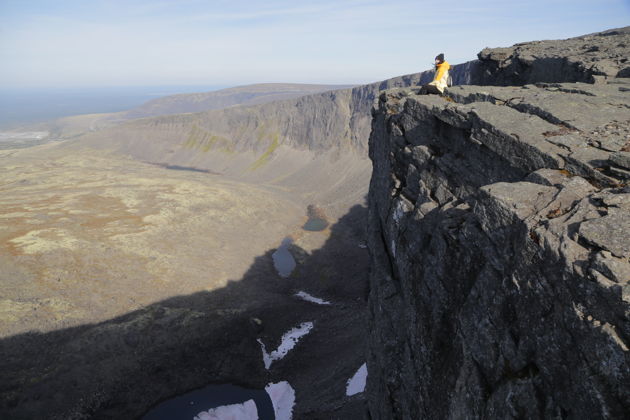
left=1, top=0, right=629, bottom=88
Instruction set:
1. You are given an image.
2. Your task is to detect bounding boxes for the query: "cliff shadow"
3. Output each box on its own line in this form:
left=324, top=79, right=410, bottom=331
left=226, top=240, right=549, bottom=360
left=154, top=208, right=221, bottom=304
left=0, top=204, right=370, bottom=420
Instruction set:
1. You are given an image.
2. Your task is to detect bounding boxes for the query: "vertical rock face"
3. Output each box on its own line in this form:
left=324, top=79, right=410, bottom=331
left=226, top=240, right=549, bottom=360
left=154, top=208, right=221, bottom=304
left=366, top=29, right=630, bottom=420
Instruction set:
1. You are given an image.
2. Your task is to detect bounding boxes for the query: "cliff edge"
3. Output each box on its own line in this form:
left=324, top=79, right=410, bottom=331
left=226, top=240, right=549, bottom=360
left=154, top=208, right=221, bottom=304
left=367, top=28, right=629, bottom=419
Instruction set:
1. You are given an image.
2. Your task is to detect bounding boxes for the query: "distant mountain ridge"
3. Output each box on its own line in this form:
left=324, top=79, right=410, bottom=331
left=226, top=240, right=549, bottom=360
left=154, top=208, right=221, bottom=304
left=118, top=83, right=354, bottom=120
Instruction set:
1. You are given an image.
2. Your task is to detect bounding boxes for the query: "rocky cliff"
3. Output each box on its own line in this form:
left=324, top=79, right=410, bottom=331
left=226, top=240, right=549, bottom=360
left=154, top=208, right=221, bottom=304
left=118, top=83, right=354, bottom=120
left=367, top=28, right=630, bottom=419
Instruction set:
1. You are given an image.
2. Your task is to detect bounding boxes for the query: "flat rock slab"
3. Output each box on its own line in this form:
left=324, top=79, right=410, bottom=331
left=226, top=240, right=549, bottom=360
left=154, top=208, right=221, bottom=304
left=610, top=151, right=630, bottom=169
left=579, top=211, right=630, bottom=258
left=478, top=182, right=557, bottom=223
left=388, top=77, right=630, bottom=187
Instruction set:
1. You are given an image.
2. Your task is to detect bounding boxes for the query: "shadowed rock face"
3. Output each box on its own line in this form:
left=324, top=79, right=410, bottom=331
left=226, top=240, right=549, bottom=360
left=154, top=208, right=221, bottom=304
left=366, top=30, right=630, bottom=420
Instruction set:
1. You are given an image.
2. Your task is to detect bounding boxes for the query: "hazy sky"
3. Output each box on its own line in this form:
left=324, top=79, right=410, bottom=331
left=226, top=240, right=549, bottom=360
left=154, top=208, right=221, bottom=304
left=1, top=0, right=629, bottom=88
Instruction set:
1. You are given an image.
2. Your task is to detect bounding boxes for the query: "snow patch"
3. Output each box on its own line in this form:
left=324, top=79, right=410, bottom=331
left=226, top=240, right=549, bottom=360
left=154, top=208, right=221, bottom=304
left=257, top=322, right=314, bottom=369
left=265, top=381, right=296, bottom=420
left=346, top=363, right=368, bottom=396
left=193, top=399, right=258, bottom=420
left=295, top=291, right=331, bottom=305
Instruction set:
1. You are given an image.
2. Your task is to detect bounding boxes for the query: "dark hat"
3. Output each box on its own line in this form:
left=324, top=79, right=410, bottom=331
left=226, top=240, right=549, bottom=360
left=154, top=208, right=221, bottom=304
left=435, top=53, right=445, bottom=62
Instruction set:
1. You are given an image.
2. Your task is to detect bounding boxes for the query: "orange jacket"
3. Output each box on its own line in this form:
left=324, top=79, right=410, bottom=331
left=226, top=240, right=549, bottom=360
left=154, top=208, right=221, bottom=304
left=433, top=61, right=450, bottom=83
left=428, top=61, right=451, bottom=93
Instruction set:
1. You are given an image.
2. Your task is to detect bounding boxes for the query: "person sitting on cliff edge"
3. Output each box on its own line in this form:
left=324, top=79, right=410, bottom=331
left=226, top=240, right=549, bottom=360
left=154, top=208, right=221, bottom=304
left=419, top=53, right=451, bottom=95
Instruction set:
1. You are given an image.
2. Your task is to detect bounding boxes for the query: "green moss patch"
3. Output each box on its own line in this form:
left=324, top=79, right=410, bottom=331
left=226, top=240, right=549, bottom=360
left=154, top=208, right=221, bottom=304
left=183, top=125, right=233, bottom=153
left=249, top=134, right=279, bottom=170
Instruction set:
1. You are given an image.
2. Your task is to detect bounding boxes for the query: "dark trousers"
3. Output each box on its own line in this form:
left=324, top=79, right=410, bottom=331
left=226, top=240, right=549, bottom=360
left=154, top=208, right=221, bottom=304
left=418, top=84, right=442, bottom=95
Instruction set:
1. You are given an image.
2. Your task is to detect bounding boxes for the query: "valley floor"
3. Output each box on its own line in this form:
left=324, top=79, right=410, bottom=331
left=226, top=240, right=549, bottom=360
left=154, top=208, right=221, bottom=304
left=0, top=143, right=370, bottom=419
left=0, top=145, right=309, bottom=337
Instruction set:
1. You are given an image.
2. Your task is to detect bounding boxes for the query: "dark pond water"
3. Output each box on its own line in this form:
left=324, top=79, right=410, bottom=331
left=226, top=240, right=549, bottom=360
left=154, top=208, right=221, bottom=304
left=150, top=163, right=218, bottom=174
left=272, top=238, right=296, bottom=278
left=142, top=383, right=274, bottom=420
left=302, top=217, right=329, bottom=231
left=163, top=165, right=214, bottom=173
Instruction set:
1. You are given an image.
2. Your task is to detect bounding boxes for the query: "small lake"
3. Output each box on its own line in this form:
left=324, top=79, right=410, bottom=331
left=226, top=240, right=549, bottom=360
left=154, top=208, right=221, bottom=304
left=302, top=205, right=329, bottom=231
left=151, top=163, right=218, bottom=174
left=142, top=383, right=275, bottom=420
left=164, top=165, right=214, bottom=173
left=272, top=238, right=296, bottom=278
left=302, top=217, right=328, bottom=232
